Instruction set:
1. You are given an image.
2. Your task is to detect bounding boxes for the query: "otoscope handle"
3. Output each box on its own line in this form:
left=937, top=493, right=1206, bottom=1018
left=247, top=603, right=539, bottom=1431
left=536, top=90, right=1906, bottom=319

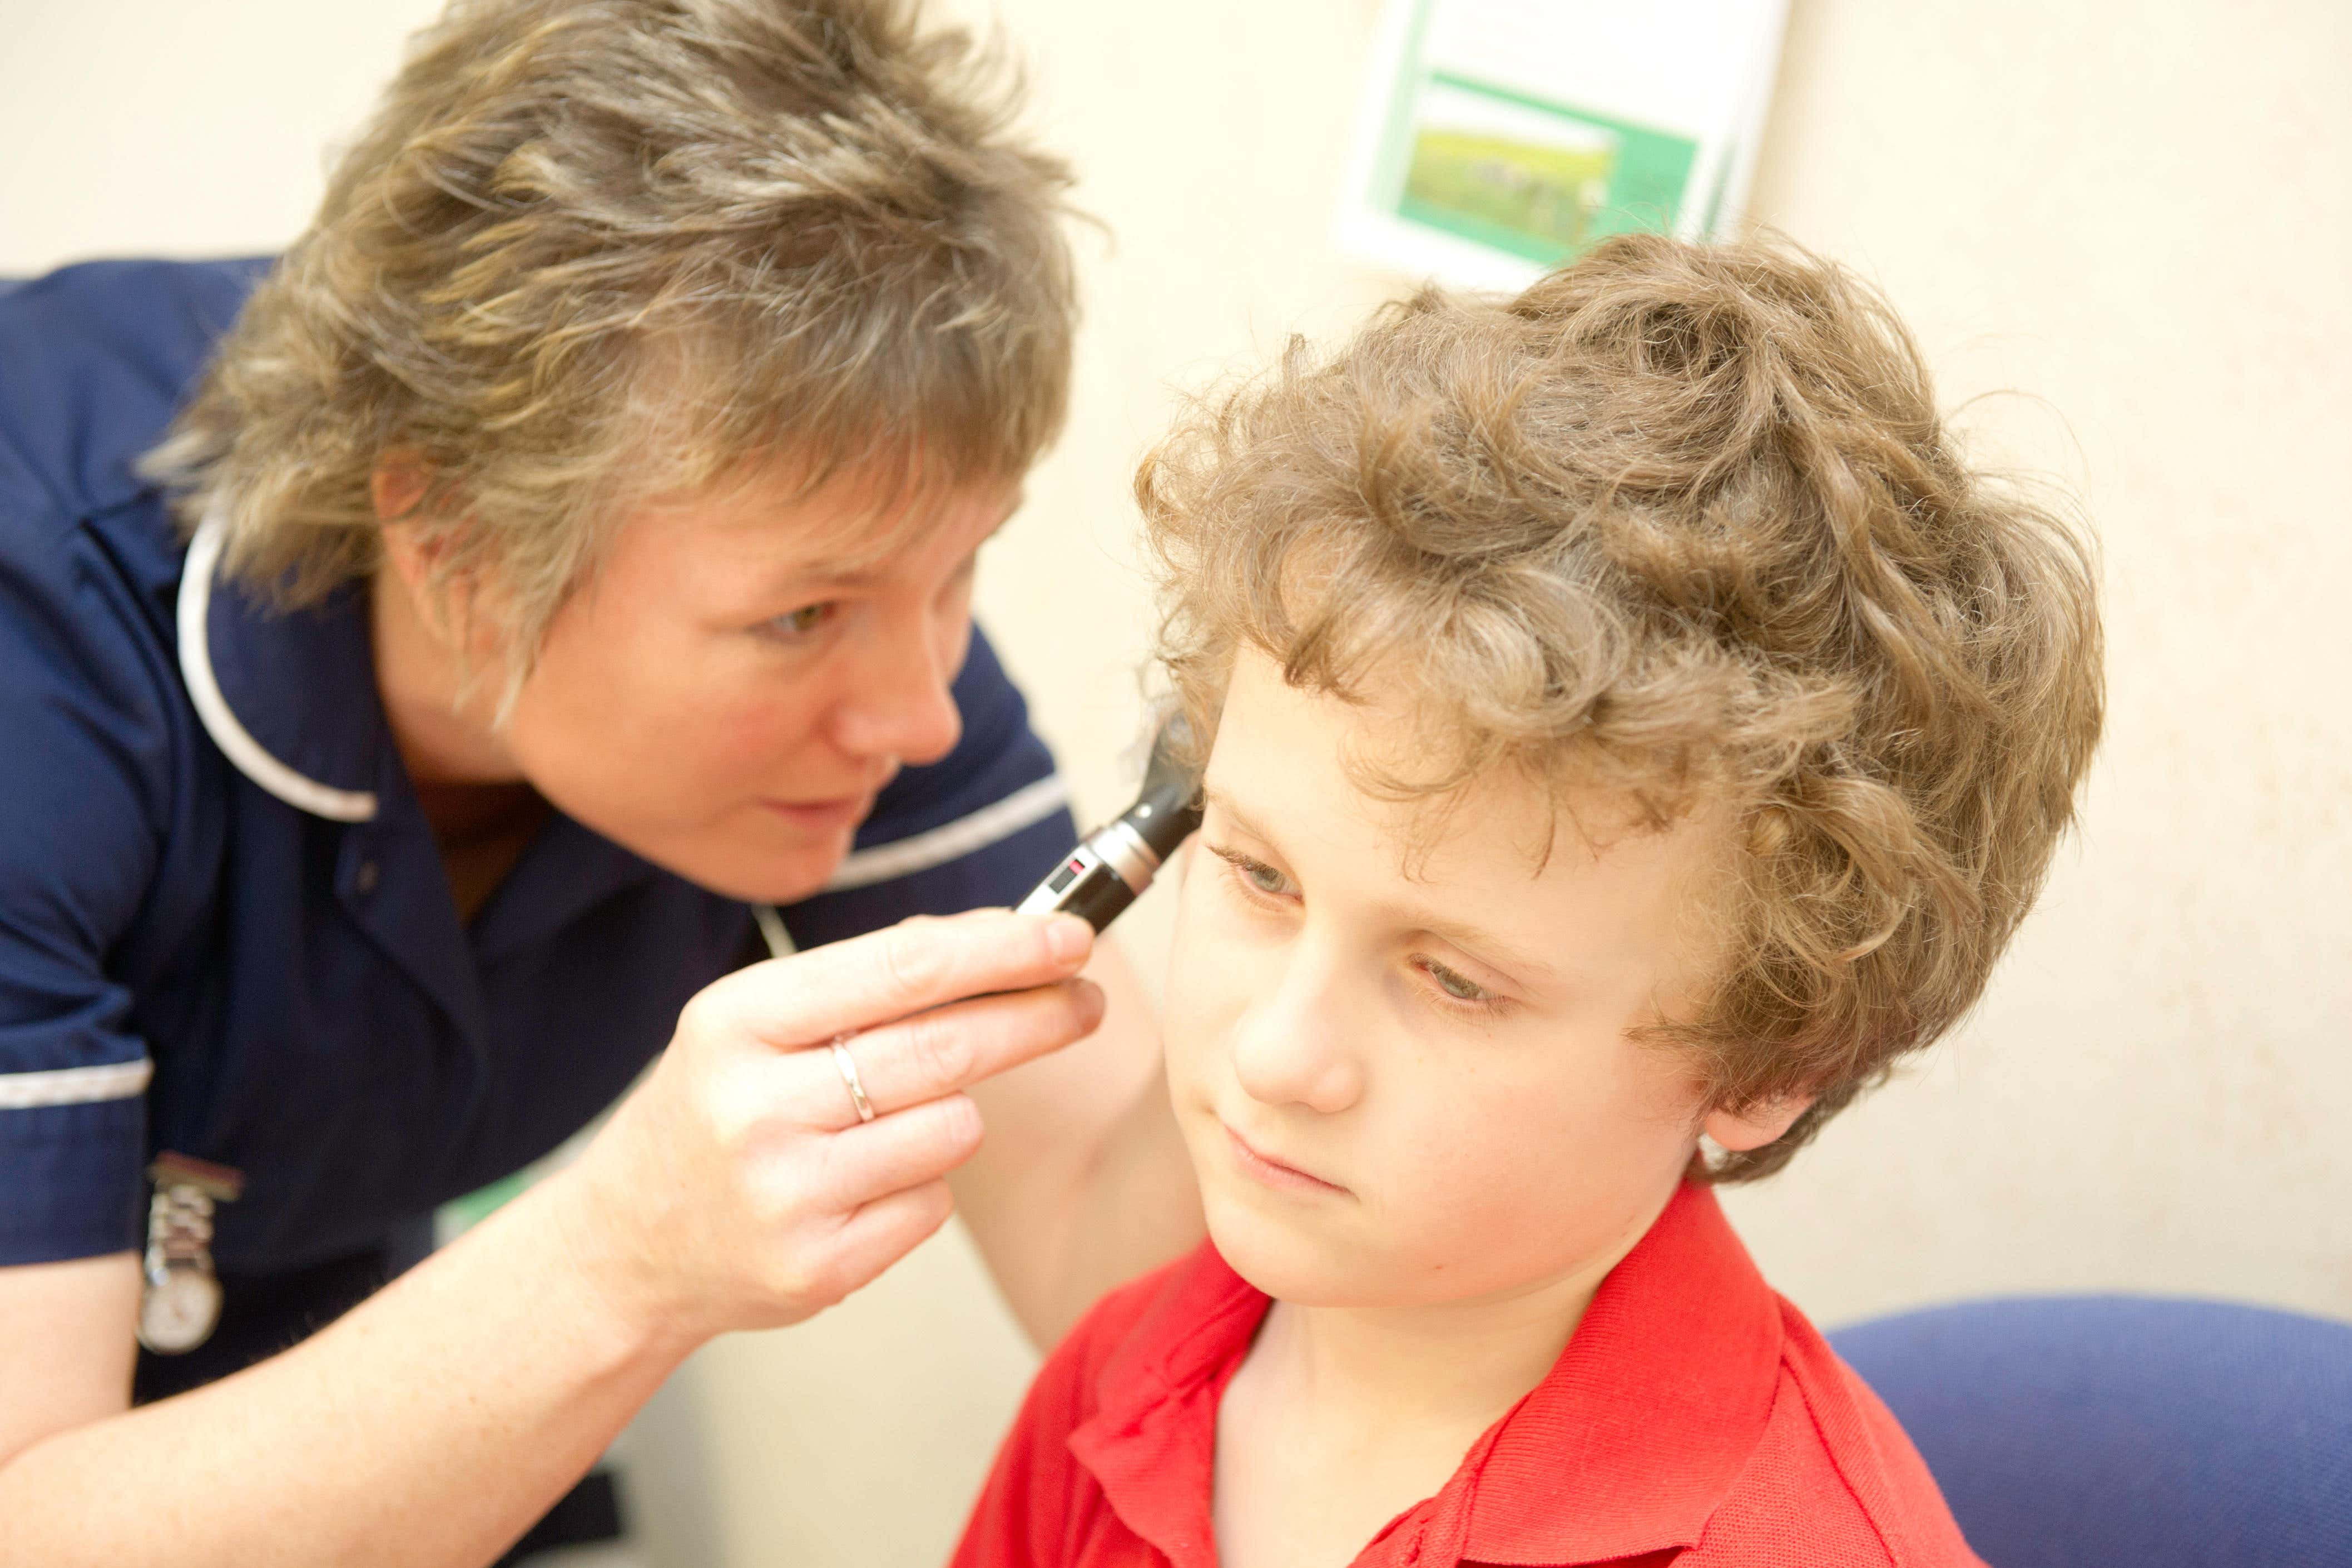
left=1018, top=713, right=1205, bottom=935
left=1016, top=838, right=1141, bottom=930
left=1016, top=802, right=1199, bottom=932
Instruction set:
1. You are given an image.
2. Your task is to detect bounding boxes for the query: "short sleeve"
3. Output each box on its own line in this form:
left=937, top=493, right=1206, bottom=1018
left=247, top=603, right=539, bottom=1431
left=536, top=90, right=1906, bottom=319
left=776, top=626, right=1078, bottom=949
left=0, top=519, right=171, bottom=1266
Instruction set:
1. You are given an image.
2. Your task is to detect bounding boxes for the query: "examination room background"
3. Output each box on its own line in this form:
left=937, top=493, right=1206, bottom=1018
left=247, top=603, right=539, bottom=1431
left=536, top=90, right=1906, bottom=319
left=2, top=2, right=2345, bottom=1565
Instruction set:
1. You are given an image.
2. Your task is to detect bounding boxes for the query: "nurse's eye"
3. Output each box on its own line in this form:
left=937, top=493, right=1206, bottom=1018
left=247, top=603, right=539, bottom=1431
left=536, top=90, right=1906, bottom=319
left=1209, top=844, right=1296, bottom=904
left=760, top=602, right=838, bottom=642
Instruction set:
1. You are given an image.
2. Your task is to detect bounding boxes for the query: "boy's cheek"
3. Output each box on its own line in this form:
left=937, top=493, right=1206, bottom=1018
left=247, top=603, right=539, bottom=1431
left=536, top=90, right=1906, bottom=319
left=1344, top=1072, right=1683, bottom=1294
left=1160, top=867, right=1251, bottom=1079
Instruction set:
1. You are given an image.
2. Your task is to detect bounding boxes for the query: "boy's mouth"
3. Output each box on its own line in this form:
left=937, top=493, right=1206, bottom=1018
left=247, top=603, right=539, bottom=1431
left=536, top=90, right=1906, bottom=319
left=1220, top=1122, right=1348, bottom=1196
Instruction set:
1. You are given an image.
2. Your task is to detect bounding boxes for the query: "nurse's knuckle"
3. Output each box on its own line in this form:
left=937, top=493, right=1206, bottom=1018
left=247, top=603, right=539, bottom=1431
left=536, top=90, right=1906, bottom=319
left=930, top=1092, right=983, bottom=1152
left=697, top=1061, right=768, bottom=1149
left=708, top=1103, right=761, bottom=1162
left=876, top=924, right=947, bottom=1000
left=746, top=1151, right=820, bottom=1227
left=895, top=1094, right=980, bottom=1171
left=901, top=1012, right=974, bottom=1089
left=761, top=1249, right=830, bottom=1309
left=674, top=989, right=721, bottom=1044
left=909, top=1178, right=957, bottom=1231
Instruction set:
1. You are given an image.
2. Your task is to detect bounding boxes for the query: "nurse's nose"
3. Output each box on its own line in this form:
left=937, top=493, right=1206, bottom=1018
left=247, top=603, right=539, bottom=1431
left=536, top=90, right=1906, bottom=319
left=1230, top=940, right=1364, bottom=1116
left=831, top=608, right=964, bottom=767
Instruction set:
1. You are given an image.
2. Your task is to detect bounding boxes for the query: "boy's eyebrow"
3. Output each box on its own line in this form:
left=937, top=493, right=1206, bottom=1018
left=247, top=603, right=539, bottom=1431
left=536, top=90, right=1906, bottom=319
left=1204, top=785, right=1568, bottom=987
left=1199, top=784, right=1272, bottom=843
left=1392, top=906, right=1567, bottom=986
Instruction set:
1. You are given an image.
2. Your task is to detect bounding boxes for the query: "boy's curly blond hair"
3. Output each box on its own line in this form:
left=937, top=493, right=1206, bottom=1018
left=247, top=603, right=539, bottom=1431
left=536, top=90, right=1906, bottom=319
left=1140, top=235, right=2103, bottom=1180
left=148, top=0, right=1075, bottom=687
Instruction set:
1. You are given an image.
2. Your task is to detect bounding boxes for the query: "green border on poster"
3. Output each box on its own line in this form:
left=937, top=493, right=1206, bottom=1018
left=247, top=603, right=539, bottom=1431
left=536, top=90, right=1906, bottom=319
left=1368, top=0, right=1440, bottom=210
left=1370, top=4, right=1703, bottom=267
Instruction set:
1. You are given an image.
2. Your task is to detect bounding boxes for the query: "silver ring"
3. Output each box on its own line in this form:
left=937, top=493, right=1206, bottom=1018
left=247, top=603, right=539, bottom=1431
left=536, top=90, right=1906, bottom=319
left=830, top=1033, right=876, bottom=1123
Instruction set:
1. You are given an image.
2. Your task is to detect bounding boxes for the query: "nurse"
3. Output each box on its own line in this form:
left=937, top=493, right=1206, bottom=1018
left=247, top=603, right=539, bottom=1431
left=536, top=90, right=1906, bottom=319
left=0, top=2, right=1199, bottom=1563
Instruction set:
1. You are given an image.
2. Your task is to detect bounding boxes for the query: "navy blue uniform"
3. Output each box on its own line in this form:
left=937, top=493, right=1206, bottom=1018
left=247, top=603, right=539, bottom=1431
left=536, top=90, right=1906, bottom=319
left=0, top=257, right=1078, bottom=1394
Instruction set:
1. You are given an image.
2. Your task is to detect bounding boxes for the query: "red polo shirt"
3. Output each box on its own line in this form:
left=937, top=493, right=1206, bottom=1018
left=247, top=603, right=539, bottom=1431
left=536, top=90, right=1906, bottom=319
left=953, top=1183, right=1983, bottom=1567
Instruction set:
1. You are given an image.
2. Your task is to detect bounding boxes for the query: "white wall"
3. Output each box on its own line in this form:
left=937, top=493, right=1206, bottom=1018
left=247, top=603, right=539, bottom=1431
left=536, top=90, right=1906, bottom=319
left=5, top=2, right=2346, bottom=1565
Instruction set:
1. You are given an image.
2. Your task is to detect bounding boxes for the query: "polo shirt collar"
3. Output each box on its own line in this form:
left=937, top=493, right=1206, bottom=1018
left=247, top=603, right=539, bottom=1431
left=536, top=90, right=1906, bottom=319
left=1454, top=1182, right=1786, bottom=1564
left=1071, top=1182, right=1785, bottom=1568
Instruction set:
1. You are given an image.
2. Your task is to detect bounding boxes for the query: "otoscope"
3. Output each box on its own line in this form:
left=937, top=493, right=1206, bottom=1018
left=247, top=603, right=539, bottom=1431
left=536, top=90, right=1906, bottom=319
left=1017, top=714, right=1204, bottom=932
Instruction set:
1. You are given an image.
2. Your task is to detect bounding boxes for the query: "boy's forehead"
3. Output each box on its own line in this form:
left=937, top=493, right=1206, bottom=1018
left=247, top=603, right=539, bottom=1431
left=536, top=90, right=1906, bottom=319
left=1209, top=649, right=1732, bottom=976
left=1214, top=644, right=1599, bottom=879
left=1213, top=649, right=1610, bottom=868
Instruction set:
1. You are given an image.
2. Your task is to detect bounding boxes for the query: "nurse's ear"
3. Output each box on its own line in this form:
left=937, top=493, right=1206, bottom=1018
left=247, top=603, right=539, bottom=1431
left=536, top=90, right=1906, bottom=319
left=370, top=453, right=432, bottom=527
left=372, top=453, right=444, bottom=612
left=370, top=455, right=494, bottom=652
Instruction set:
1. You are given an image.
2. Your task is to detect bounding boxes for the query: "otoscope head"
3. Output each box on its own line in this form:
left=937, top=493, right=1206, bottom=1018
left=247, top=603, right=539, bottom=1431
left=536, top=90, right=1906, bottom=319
left=1014, top=711, right=1204, bottom=931
left=1124, top=711, right=1205, bottom=862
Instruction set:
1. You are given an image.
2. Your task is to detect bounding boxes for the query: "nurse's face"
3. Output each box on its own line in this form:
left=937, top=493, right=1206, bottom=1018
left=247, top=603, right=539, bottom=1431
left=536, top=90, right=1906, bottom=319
left=494, top=462, right=1017, bottom=902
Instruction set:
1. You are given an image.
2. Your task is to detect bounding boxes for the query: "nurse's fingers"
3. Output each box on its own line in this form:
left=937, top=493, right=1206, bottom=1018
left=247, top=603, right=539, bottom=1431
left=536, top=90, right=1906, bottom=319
left=823, top=1180, right=959, bottom=1301
left=720, top=909, right=1095, bottom=1049
left=799, top=976, right=1105, bottom=1132
left=813, top=1093, right=987, bottom=1211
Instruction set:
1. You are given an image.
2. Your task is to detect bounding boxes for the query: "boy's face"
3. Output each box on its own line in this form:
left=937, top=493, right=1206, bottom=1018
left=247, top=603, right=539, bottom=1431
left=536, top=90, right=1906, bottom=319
left=1164, top=648, right=1773, bottom=1310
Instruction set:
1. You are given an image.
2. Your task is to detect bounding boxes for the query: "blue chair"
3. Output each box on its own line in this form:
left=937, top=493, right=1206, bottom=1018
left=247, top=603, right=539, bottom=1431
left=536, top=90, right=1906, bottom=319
left=1829, top=1296, right=2352, bottom=1567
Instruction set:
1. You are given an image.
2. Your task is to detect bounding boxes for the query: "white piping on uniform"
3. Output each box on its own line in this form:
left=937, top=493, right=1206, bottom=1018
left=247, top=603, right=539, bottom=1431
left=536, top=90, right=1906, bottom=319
left=819, top=773, right=1068, bottom=894
left=177, top=506, right=379, bottom=823
left=179, top=505, right=1068, bottom=908
left=751, top=903, right=794, bottom=960
left=749, top=771, right=1072, bottom=953
left=0, top=1058, right=154, bottom=1110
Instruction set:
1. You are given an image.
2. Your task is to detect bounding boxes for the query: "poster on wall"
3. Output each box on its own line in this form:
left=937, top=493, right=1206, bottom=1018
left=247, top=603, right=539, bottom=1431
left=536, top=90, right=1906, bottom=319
left=1336, top=0, right=1790, bottom=290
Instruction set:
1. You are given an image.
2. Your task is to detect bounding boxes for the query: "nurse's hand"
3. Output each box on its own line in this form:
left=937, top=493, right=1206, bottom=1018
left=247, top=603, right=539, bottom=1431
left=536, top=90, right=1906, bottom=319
left=546, top=908, right=1102, bottom=1347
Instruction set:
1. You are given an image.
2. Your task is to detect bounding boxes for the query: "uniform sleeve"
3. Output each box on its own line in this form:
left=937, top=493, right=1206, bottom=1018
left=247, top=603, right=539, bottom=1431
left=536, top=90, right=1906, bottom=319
left=0, top=518, right=171, bottom=1266
left=776, top=626, right=1080, bottom=949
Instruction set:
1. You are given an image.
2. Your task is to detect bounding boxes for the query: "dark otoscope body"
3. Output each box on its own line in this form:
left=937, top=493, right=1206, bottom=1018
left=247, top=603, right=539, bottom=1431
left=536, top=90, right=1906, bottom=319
left=1018, top=716, right=1203, bottom=933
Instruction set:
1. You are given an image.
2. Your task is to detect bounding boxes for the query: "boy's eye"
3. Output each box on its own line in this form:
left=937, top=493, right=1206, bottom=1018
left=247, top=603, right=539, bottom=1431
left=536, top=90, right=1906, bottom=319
left=1241, top=860, right=1289, bottom=896
left=1211, top=844, right=1295, bottom=901
left=1418, top=958, right=1496, bottom=1006
left=761, top=602, right=837, bottom=641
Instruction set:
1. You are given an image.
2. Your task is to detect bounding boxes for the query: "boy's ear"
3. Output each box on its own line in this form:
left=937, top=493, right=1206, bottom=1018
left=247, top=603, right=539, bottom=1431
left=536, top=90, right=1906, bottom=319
left=1702, top=1094, right=1814, bottom=1154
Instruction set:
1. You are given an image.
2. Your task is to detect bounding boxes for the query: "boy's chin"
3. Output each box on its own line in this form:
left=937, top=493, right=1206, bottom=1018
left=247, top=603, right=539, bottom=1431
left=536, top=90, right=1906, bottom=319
left=1200, top=1187, right=1405, bottom=1309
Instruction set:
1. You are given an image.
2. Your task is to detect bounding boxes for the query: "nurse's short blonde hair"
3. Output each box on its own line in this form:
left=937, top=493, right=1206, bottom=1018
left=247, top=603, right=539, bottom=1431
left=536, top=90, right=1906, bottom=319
left=1140, top=235, right=2105, bottom=1182
left=148, top=0, right=1075, bottom=673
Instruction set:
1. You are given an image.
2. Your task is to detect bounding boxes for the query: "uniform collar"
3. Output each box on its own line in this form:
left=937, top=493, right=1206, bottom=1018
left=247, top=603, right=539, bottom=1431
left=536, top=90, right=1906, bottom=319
left=179, top=508, right=383, bottom=819
left=175, top=508, right=667, bottom=975
left=1071, top=1182, right=1786, bottom=1568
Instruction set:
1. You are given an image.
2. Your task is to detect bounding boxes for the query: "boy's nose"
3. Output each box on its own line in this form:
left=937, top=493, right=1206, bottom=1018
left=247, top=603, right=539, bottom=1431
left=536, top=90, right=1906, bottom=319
left=1229, top=950, right=1364, bottom=1115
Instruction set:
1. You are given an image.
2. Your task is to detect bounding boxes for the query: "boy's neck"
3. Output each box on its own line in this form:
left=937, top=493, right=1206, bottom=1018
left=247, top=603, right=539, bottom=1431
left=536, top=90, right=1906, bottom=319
left=1250, top=1184, right=1675, bottom=1432
left=1212, top=1229, right=1656, bottom=1568
left=1249, top=1259, right=1606, bottom=1437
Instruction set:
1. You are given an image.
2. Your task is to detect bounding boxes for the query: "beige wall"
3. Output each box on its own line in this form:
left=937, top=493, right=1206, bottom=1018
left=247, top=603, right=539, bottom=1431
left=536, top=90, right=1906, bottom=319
left=6, top=2, right=2346, bottom=1565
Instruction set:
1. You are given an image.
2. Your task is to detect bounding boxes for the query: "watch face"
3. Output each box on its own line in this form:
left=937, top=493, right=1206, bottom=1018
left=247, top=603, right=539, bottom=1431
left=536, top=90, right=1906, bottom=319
left=138, top=1269, right=223, bottom=1354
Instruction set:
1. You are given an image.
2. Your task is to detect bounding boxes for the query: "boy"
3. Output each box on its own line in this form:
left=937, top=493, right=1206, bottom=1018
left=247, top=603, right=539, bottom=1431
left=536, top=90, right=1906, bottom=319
left=952, top=235, right=2102, bottom=1567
